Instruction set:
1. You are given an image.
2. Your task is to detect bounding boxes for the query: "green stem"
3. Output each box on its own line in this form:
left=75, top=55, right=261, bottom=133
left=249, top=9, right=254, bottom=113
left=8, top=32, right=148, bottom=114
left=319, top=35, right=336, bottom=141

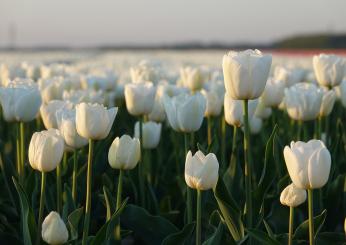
left=184, top=133, right=193, bottom=224
left=115, top=169, right=123, bottom=240
left=57, top=152, right=66, bottom=214
left=242, top=100, right=253, bottom=235
left=316, top=117, right=322, bottom=139
left=82, top=139, right=94, bottom=245
left=289, top=206, right=294, bottom=245
left=221, top=115, right=226, bottom=167
left=230, top=126, right=237, bottom=169
left=138, top=117, right=145, bottom=207
left=36, top=172, right=46, bottom=245
left=207, top=116, right=212, bottom=147
left=20, top=122, right=25, bottom=183
left=308, top=189, right=314, bottom=245
left=196, top=189, right=202, bottom=245
left=297, top=121, right=302, bottom=141
left=190, top=132, right=195, bottom=152
left=72, top=150, right=78, bottom=203
left=16, top=123, right=21, bottom=183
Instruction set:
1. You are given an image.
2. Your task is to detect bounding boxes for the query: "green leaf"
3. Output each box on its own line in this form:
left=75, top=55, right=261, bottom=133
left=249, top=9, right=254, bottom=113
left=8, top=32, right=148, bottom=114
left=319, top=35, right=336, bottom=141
left=316, top=232, right=346, bottom=245
left=121, top=204, right=179, bottom=245
left=67, top=207, right=84, bottom=241
left=12, top=177, right=37, bottom=245
left=103, top=186, right=115, bottom=221
left=162, top=222, right=195, bottom=245
left=213, top=177, right=244, bottom=241
left=293, top=209, right=327, bottom=240
left=246, top=229, right=281, bottom=245
left=263, top=219, right=275, bottom=239
left=203, top=222, right=226, bottom=245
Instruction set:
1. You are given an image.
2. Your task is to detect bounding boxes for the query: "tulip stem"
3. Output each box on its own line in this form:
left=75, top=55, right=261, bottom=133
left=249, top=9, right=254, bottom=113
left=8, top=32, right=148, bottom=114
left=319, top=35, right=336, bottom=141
left=207, top=116, right=212, bottom=147
left=82, top=139, right=94, bottom=245
left=184, top=133, right=193, bottom=224
left=242, top=100, right=253, bottom=236
left=115, top=169, right=123, bottom=240
left=230, top=126, right=237, bottom=169
left=221, top=115, right=226, bottom=168
left=20, top=122, right=25, bottom=183
left=196, top=189, right=202, bottom=245
left=16, top=124, right=21, bottom=183
left=57, top=152, right=66, bottom=214
left=297, top=121, right=302, bottom=140
left=36, top=171, right=46, bottom=245
left=308, top=189, right=314, bottom=245
left=72, top=150, right=78, bottom=203
left=288, top=206, right=294, bottom=245
left=138, top=117, right=145, bottom=207
left=316, top=117, right=322, bottom=139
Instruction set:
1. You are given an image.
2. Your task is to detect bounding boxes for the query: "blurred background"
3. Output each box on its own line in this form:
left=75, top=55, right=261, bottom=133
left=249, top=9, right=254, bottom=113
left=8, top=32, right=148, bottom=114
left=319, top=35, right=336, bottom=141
left=1, top=0, right=346, bottom=50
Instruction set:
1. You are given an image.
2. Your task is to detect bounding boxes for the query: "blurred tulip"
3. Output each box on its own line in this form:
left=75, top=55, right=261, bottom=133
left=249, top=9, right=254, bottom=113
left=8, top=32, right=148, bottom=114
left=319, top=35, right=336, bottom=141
left=38, top=77, right=66, bottom=103
left=255, top=100, right=272, bottom=119
left=124, top=82, right=156, bottom=116
left=313, top=54, right=345, bottom=87
left=222, top=49, right=272, bottom=100
left=201, top=89, right=223, bottom=117
left=130, top=63, right=158, bottom=84
left=184, top=150, right=219, bottom=190
left=180, top=66, right=204, bottom=91
left=134, top=121, right=161, bottom=149
left=284, top=83, right=323, bottom=121
left=261, top=78, right=285, bottom=107
left=280, top=183, right=307, bottom=207
left=283, top=140, right=331, bottom=189
left=28, top=129, right=64, bottom=172
left=274, top=66, right=306, bottom=87
left=319, top=89, right=336, bottom=117
left=108, top=135, right=140, bottom=170
left=249, top=116, right=263, bottom=134
left=40, top=100, right=72, bottom=129
left=42, top=211, right=68, bottom=245
left=75, top=103, right=117, bottom=140
left=163, top=92, right=206, bottom=132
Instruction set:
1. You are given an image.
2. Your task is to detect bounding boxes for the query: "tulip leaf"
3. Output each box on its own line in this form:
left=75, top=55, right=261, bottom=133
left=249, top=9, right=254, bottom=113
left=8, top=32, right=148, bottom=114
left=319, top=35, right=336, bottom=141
left=246, top=229, right=281, bottom=245
left=12, top=177, right=37, bottom=245
left=103, top=186, right=115, bottom=221
left=316, top=232, right=346, bottom=245
left=263, top=219, right=275, bottom=239
left=203, top=222, right=229, bottom=245
left=293, top=209, right=327, bottom=240
left=161, top=222, right=195, bottom=245
left=120, top=204, right=179, bottom=245
left=213, top=177, right=244, bottom=241
left=62, top=184, right=76, bottom=222
left=67, top=207, right=84, bottom=241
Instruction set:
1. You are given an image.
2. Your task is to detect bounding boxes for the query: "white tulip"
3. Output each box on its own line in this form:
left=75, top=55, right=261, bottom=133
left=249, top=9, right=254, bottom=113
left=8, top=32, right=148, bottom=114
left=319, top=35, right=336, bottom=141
left=41, top=211, right=68, bottom=245
left=224, top=93, right=258, bottom=127
left=124, top=82, right=156, bottom=116
left=38, top=77, right=66, bottom=104
left=28, top=129, right=64, bottom=172
left=313, top=54, right=345, bottom=87
left=284, top=83, right=323, bottom=121
left=261, top=78, right=285, bottom=107
left=334, top=80, right=346, bottom=107
left=255, top=100, right=272, bottom=119
left=319, top=89, right=336, bottom=117
left=283, top=140, right=331, bottom=189
left=134, top=121, right=162, bottom=149
left=274, top=66, right=306, bottom=87
left=280, top=183, right=307, bottom=207
left=184, top=150, right=219, bottom=190
left=108, top=135, right=140, bottom=170
left=75, top=103, right=117, bottom=140
left=130, top=63, right=158, bottom=84
left=40, top=100, right=72, bottom=129
left=249, top=116, right=263, bottom=135
left=163, top=92, right=206, bottom=132
left=180, top=66, right=204, bottom=91
left=201, top=89, right=223, bottom=117
left=222, top=49, right=272, bottom=100
left=56, top=108, right=88, bottom=149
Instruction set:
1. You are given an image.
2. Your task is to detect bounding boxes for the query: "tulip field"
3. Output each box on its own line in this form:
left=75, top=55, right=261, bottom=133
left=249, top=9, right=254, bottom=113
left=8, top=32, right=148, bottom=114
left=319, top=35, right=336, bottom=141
left=0, top=50, right=345, bottom=245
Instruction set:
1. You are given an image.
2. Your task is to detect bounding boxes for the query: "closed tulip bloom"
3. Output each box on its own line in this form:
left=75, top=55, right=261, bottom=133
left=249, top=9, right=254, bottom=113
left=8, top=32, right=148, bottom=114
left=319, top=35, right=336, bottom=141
left=0, top=79, right=42, bottom=122
left=224, top=93, right=258, bottom=127
left=40, top=100, right=72, bottom=129
left=319, top=89, right=336, bottom=117
left=334, top=80, right=346, bottom=108
left=124, top=82, right=156, bottom=116
left=41, top=211, right=68, bottom=245
left=148, top=85, right=167, bottom=122
left=249, top=116, right=263, bottom=134
left=222, top=49, right=272, bottom=100
left=108, top=135, right=140, bottom=170
left=134, top=121, right=161, bottom=149
left=163, top=92, right=206, bottom=132
left=313, top=54, right=345, bottom=87
left=180, top=66, right=203, bottom=91
left=280, top=183, right=307, bottom=207
left=56, top=108, right=88, bottom=149
left=283, top=140, right=331, bottom=189
left=28, top=129, right=64, bottom=172
left=284, top=83, right=323, bottom=121
left=38, top=77, right=66, bottom=104
left=261, top=78, right=285, bottom=107
left=274, top=66, right=306, bottom=87
left=76, top=103, right=118, bottom=140
left=201, top=89, right=223, bottom=117
left=255, top=100, right=272, bottom=119
left=130, top=63, right=158, bottom=84
left=185, top=150, right=219, bottom=190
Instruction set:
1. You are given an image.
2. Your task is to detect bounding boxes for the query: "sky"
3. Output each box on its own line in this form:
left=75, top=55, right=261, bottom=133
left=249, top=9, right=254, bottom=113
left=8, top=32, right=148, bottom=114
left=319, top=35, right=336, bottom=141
left=0, top=0, right=346, bottom=48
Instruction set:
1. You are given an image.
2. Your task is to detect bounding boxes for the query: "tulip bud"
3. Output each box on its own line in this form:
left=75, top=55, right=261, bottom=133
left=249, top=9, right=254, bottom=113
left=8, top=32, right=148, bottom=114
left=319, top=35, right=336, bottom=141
left=313, top=54, right=345, bottom=87
left=280, top=183, right=307, bottom=207
left=283, top=140, right=331, bottom=189
left=274, top=66, right=306, bottom=87
left=201, top=89, right=223, bottom=117
left=40, top=100, right=72, bottom=129
left=319, top=89, right=336, bottom=117
left=41, top=211, right=68, bottom=245
left=134, top=121, right=161, bottom=149
left=124, top=82, right=156, bottom=116
left=29, top=129, right=64, bottom=172
left=163, top=92, right=206, bottom=132
left=108, top=135, right=141, bottom=170
left=284, top=83, right=323, bottom=121
left=180, top=66, right=204, bottom=92
left=184, top=150, right=219, bottom=190
left=261, top=78, right=285, bottom=107
left=75, top=103, right=117, bottom=140
left=222, top=49, right=272, bottom=100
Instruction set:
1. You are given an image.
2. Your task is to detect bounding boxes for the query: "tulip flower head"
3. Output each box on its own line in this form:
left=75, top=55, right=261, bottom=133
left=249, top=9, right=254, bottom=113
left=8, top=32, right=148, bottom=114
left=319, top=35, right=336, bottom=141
left=184, top=150, right=219, bottom=190
left=180, top=66, right=204, bottom=92
left=40, top=100, right=73, bottom=129
left=201, top=89, right=223, bottom=117
left=41, top=211, right=69, bottom=245
left=283, top=140, right=331, bottom=189
left=319, top=89, right=336, bottom=118
left=261, top=78, right=285, bottom=107
left=313, top=54, right=345, bottom=87
left=280, top=183, right=307, bottom=207
left=134, top=121, right=162, bottom=149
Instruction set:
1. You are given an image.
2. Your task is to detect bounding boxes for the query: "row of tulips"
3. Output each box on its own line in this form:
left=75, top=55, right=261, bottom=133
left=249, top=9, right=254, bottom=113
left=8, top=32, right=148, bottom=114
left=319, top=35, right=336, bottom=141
left=0, top=50, right=345, bottom=245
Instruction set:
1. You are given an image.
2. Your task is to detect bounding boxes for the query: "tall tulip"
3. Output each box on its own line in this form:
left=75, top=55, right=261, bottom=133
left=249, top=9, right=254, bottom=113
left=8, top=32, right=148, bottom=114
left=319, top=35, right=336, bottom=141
left=313, top=54, right=345, bottom=87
